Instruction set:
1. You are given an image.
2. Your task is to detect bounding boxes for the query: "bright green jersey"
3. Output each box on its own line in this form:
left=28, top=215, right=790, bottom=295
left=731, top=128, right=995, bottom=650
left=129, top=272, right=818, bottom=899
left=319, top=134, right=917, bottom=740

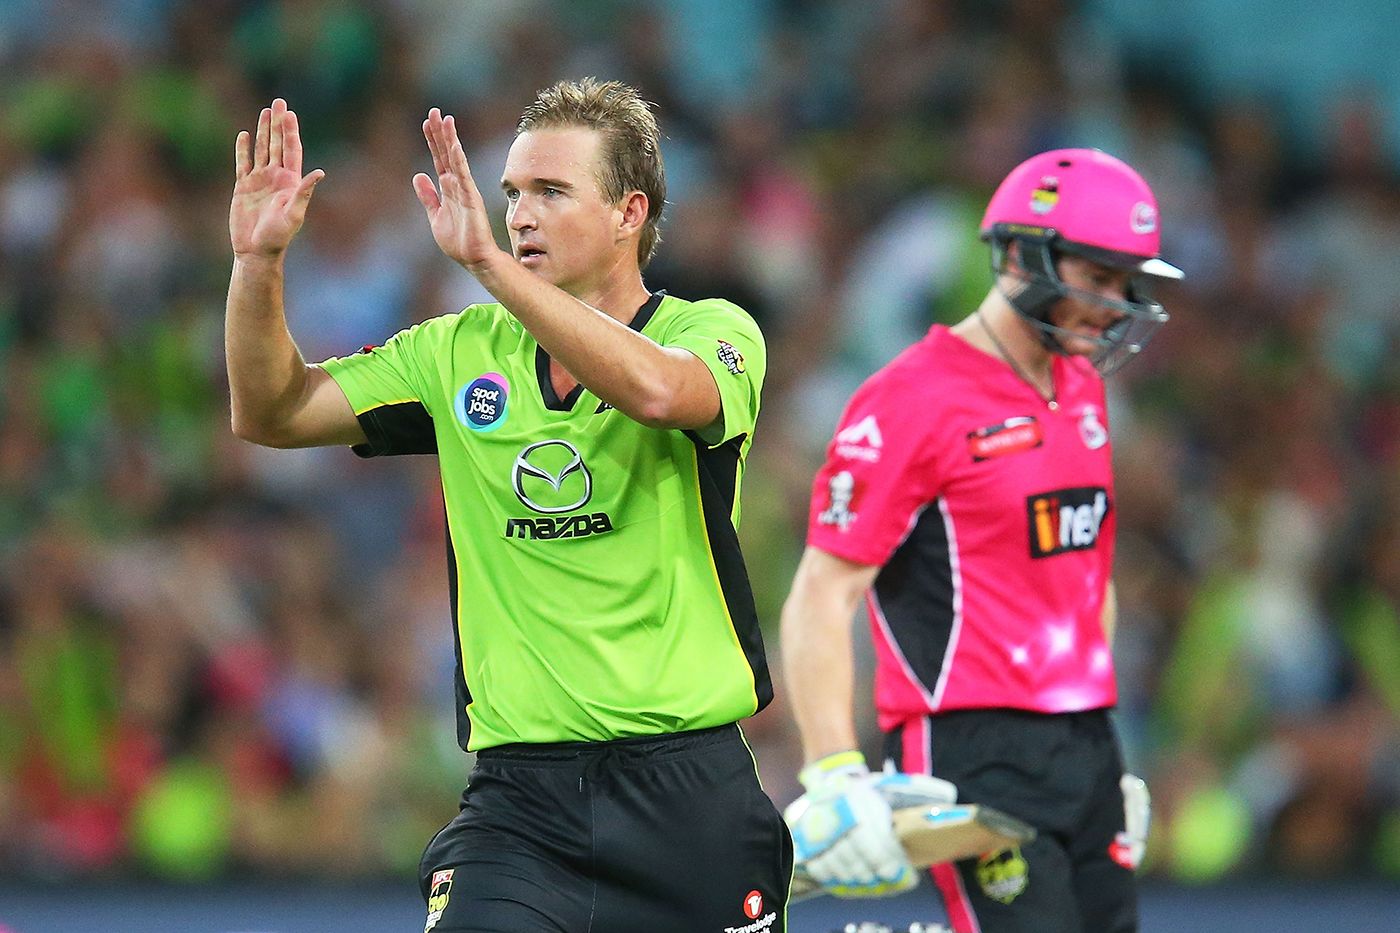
left=319, top=292, right=771, bottom=750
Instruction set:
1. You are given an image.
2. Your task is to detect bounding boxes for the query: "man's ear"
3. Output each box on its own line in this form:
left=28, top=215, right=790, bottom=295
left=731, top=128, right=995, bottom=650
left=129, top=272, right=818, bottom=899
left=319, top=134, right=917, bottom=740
left=617, top=191, right=649, bottom=243
left=1003, top=238, right=1024, bottom=267
left=998, top=238, right=1028, bottom=281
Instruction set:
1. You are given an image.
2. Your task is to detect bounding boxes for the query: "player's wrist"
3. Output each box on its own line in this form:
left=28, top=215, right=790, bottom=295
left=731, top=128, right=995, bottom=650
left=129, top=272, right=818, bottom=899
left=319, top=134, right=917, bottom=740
left=463, top=245, right=516, bottom=282
left=232, top=249, right=287, bottom=270
left=799, top=749, right=869, bottom=791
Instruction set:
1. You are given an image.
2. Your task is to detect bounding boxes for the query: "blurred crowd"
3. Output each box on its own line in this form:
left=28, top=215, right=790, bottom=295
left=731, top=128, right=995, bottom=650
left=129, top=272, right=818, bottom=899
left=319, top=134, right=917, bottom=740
left=2, top=0, right=1399, bottom=887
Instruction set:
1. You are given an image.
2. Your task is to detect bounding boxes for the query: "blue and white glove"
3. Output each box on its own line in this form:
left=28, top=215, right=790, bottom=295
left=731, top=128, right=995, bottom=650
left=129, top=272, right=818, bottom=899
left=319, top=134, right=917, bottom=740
left=785, top=752, right=958, bottom=898
left=1110, top=774, right=1151, bottom=870
left=871, top=760, right=959, bottom=814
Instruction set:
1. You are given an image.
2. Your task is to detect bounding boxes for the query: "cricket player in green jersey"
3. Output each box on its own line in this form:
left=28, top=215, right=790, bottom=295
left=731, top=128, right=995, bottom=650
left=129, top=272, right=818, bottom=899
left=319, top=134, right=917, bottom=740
left=225, top=81, right=792, bottom=932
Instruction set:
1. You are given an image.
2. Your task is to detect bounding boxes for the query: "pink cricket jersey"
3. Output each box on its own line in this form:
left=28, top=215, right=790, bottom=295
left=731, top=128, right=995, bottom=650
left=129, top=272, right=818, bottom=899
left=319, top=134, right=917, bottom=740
left=807, top=326, right=1117, bottom=730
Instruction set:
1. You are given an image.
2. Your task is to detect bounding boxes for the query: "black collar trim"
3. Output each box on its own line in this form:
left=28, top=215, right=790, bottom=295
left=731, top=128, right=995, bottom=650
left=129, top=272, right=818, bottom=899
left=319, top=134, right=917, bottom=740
left=536, top=291, right=666, bottom=411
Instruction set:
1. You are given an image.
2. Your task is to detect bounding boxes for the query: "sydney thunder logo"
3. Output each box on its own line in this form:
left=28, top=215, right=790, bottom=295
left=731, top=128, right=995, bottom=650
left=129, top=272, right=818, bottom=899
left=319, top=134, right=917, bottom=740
left=504, top=439, right=614, bottom=540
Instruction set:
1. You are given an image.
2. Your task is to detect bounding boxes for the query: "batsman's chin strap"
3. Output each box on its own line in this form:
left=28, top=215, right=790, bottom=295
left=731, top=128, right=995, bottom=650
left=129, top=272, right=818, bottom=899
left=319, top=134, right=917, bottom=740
left=989, top=234, right=1169, bottom=376
left=990, top=236, right=1072, bottom=354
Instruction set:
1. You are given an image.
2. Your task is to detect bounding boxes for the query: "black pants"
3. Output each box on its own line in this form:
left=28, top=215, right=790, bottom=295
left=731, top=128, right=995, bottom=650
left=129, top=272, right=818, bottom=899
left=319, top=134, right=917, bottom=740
left=420, top=724, right=793, bottom=933
left=885, top=709, right=1137, bottom=933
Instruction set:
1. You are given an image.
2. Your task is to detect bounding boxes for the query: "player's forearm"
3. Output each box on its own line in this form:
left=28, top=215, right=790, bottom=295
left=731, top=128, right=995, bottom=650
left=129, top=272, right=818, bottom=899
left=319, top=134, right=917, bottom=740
left=1102, top=579, right=1118, bottom=647
left=781, top=578, right=864, bottom=763
left=470, top=253, right=716, bottom=429
left=225, top=254, right=313, bottom=446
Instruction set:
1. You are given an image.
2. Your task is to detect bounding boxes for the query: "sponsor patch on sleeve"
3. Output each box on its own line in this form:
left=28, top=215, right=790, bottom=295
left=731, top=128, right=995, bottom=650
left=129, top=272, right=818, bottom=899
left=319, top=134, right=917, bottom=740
left=816, top=470, right=858, bottom=531
left=967, top=416, right=1042, bottom=461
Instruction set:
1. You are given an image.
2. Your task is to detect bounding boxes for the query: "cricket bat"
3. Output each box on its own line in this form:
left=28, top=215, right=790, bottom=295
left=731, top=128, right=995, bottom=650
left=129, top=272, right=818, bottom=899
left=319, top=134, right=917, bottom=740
left=790, top=803, right=1036, bottom=901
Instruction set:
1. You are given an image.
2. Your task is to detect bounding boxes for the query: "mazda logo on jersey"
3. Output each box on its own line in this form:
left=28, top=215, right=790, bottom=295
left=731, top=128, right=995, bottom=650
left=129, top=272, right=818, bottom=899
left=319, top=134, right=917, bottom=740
left=506, top=439, right=614, bottom=540
left=1026, top=486, right=1110, bottom=558
left=512, top=439, right=592, bottom=513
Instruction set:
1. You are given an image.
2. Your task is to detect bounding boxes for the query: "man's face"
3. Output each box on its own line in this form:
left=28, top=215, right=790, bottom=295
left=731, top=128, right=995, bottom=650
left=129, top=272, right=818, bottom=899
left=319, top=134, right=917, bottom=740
left=1047, top=253, right=1134, bottom=357
left=501, top=127, right=623, bottom=294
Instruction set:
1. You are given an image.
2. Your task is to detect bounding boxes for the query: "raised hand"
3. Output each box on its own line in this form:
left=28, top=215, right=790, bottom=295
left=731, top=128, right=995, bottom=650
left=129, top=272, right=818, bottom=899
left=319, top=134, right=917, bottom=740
left=230, top=98, right=324, bottom=258
left=412, top=108, right=503, bottom=273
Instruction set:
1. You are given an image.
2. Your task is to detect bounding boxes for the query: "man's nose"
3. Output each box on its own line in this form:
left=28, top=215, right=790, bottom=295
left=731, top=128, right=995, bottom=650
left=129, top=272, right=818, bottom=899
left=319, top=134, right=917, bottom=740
left=509, top=197, right=536, bottom=230
left=1085, top=276, right=1122, bottom=300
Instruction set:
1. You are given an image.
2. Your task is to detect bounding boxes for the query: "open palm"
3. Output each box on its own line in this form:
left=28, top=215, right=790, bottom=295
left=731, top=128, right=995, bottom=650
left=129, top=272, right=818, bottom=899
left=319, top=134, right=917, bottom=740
left=230, top=98, right=324, bottom=257
left=412, top=108, right=501, bottom=271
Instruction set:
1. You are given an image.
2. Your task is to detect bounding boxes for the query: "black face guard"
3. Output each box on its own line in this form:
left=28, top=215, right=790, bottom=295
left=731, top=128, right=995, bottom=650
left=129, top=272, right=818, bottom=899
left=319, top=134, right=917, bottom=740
left=988, top=230, right=1171, bottom=376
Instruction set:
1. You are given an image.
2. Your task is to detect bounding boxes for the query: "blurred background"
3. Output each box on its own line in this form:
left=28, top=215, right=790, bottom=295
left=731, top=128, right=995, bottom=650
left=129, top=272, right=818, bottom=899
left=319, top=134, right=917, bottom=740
left=2, top=0, right=1399, bottom=930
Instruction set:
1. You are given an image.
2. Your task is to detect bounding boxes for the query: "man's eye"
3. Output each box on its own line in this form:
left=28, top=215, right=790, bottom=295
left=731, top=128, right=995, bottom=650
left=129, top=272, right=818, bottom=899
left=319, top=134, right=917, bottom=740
left=505, top=189, right=519, bottom=201
left=543, top=186, right=561, bottom=197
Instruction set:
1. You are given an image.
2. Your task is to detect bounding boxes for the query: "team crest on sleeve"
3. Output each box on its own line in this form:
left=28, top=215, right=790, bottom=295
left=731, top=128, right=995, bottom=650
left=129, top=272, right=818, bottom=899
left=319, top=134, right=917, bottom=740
left=1078, top=405, right=1108, bottom=449
left=425, top=868, right=453, bottom=931
left=716, top=339, right=745, bottom=375
left=455, top=372, right=509, bottom=432
left=817, top=470, right=858, bottom=531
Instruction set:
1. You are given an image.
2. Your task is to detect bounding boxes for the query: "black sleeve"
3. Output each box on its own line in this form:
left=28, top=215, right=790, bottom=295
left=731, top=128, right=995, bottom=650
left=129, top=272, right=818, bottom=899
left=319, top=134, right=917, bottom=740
left=350, top=401, right=438, bottom=457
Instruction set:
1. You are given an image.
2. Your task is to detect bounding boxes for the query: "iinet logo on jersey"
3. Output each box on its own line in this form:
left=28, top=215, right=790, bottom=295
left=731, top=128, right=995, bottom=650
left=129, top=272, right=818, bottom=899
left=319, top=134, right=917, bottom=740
left=1026, top=486, right=1111, bottom=558
left=834, top=415, right=883, bottom=462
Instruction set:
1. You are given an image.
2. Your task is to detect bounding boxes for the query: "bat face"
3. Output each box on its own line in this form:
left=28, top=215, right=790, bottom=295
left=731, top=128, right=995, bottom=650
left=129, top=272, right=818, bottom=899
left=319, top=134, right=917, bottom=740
left=894, top=805, right=1035, bottom=867
left=790, top=804, right=1036, bottom=901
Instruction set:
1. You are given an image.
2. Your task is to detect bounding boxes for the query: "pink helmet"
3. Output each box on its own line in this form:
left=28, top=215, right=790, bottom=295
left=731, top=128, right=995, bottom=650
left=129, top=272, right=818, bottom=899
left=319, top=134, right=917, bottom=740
left=980, top=148, right=1182, bottom=374
left=981, top=148, right=1182, bottom=280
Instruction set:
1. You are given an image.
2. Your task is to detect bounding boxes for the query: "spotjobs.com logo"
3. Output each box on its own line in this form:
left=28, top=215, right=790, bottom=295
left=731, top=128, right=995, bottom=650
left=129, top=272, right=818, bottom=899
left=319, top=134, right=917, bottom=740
left=455, top=373, right=509, bottom=432
left=505, top=440, right=613, bottom=540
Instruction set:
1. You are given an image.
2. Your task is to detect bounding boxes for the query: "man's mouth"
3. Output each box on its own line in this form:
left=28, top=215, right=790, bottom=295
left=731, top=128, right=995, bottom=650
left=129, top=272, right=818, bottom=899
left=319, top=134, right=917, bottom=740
left=517, top=245, right=546, bottom=262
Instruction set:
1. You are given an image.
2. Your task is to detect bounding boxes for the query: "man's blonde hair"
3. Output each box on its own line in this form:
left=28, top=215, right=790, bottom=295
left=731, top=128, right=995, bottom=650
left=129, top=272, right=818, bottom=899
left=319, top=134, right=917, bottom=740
left=517, top=78, right=666, bottom=269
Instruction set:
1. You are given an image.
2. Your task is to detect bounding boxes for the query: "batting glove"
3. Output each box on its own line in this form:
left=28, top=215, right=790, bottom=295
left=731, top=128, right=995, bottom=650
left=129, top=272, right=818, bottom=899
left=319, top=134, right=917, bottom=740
left=1110, top=773, right=1151, bottom=870
left=870, top=761, right=959, bottom=812
left=784, top=751, right=917, bottom=898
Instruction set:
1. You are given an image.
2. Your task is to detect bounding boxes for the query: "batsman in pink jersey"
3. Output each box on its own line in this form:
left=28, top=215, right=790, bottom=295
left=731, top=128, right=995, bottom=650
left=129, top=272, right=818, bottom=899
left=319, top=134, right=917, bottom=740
left=780, top=149, right=1180, bottom=932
